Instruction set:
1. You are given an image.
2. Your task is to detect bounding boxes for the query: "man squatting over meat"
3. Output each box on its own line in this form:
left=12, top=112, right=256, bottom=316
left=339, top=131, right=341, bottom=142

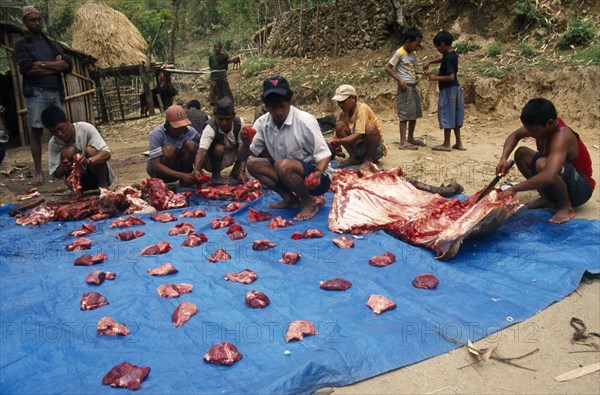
left=497, top=98, right=595, bottom=224
left=42, top=106, right=114, bottom=191
left=192, top=96, right=245, bottom=184
left=330, top=84, right=387, bottom=168
left=237, top=76, right=333, bottom=221
left=147, top=105, right=199, bottom=187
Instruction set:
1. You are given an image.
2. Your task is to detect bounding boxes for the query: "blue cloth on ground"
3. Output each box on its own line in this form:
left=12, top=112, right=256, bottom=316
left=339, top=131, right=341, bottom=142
left=1, top=191, right=598, bottom=394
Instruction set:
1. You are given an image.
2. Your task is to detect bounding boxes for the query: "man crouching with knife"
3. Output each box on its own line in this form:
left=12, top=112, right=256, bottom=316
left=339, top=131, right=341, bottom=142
left=496, top=98, right=595, bottom=224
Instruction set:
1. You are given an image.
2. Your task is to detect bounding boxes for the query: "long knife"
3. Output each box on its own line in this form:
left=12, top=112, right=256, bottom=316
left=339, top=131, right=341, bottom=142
left=475, top=159, right=515, bottom=203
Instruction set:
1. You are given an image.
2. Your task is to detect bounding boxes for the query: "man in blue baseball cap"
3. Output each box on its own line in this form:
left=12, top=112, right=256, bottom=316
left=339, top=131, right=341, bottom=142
left=237, top=76, right=333, bottom=221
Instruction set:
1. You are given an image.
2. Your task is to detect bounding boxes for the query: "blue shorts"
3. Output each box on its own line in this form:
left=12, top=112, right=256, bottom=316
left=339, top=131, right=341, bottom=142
left=269, top=158, right=332, bottom=196
left=352, top=139, right=384, bottom=163
left=27, top=88, right=62, bottom=129
left=438, top=86, right=464, bottom=129
left=531, top=152, right=593, bottom=207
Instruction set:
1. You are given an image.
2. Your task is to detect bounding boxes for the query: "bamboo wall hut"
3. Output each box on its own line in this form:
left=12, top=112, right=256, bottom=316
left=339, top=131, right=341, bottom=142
left=71, top=0, right=164, bottom=123
left=0, top=22, right=97, bottom=147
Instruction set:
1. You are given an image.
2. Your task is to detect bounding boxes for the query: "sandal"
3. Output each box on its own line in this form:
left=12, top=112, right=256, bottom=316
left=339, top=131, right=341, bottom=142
left=398, top=143, right=418, bottom=150
left=432, top=145, right=452, bottom=152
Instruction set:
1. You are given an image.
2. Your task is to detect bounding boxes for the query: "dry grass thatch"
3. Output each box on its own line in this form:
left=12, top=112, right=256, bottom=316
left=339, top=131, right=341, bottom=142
left=71, top=0, right=149, bottom=68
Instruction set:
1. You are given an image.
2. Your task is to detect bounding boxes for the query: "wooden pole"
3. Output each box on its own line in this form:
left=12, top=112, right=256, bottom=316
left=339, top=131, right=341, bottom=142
left=299, top=0, right=303, bottom=56
left=64, top=89, right=97, bottom=101
left=92, top=73, right=109, bottom=123
left=113, top=76, right=125, bottom=120
left=5, top=44, right=26, bottom=146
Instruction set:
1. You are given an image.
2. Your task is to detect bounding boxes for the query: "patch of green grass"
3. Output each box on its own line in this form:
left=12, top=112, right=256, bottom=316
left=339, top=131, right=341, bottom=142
left=519, top=43, right=535, bottom=58
left=558, top=18, right=597, bottom=49
left=475, top=60, right=505, bottom=78
left=570, top=41, right=600, bottom=65
left=486, top=41, right=503, bottom=57
left=241, top=57, right=277, bottom=78
left=455, top=41, right=481, bottom=55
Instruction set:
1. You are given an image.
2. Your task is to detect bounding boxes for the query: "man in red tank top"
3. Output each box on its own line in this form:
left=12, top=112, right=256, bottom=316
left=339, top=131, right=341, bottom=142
left=496, top=98, right=595, bottom=224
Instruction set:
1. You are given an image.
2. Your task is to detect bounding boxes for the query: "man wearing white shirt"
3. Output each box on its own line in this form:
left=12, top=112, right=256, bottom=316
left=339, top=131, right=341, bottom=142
left=42, top=106, right=113, bottom=191
left=238, top=76, right=332, bottom=221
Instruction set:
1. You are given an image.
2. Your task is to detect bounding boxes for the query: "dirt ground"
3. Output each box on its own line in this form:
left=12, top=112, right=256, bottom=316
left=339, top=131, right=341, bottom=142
left=1, top=104, right=599, bottom=393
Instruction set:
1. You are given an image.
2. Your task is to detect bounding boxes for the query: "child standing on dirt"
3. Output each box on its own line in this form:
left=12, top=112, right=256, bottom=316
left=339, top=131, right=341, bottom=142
left=385, top=27, right=427, bottom=150
left=424, top=30, right=465, bottom=151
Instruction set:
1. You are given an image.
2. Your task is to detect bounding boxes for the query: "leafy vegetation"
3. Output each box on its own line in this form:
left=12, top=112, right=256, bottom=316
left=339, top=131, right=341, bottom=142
left=486, top=41, right=503, bottom=57
left=558, top=18, right=597, bottom=49
left=519, top=43, right=535, bottom=58
left=455, top=42, right=480, bottom=55
left=241, top=57, right=277, bottom=78
left=571, top=41, right=600, bottom=65
left=513, top=0, right=538, bottom=25
left=475, top=60, right=505, bottom=79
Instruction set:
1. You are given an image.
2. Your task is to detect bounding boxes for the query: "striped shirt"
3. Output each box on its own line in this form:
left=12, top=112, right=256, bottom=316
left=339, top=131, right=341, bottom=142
left=388, top=47, right=418, bottom=84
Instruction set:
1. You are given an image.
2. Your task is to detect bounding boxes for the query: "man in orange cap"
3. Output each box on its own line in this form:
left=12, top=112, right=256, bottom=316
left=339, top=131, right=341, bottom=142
left=146, top=105, right=200, bottom=186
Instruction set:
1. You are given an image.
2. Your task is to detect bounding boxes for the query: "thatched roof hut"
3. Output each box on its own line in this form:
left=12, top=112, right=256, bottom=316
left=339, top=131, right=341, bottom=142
left=71, top=0, right=166, bottom=122
left=1, top=22, right=97, bottom=146
left=72, top=0, right=148, bottom=69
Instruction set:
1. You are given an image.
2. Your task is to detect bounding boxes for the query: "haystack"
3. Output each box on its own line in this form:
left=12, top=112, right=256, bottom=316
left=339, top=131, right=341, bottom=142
left=71, top=0, right=148, bottom=68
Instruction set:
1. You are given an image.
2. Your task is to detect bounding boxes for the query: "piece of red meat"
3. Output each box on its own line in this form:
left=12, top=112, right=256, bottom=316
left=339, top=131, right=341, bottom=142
left=180, top=209, right=206, bottom=218
left=304, top=172, right=321, bottom=189
left=168, top=222, right=195, bottom=236
left=150, top=212, right=178, bottom=222
left=285, top=320, right=318, bottom=342
left=279, top=252, right=301, bottom=265
left=66, top=237, right=92, bottom=251
left=80, top=291, right=109, bottom=310
left=66, top=154, right=85, bottom=197
left=226, top=223, right=244, bottom=234
left=203, top=342, right=243, bottom=366
left=206, top=249, right=231, bottom=262
left=320, top=278, right=352, bottom=290
left=68, top=223, right=97, bottom=236
left=110, top=216, right=146, bottom=228
left=172, top=301, right=198, bottom=327
left=223, top=203, right=245, bottom=212
left=229, top=230, right=247, bottom=240
left=157, top=283, right=193, bottom=298
left=85, top=270, right=116, bottom=285
left=74, top=253, right=108, bottom=266
left=368, top=252, right=396, bottom=267
left=332, top=236, right=354, bottom=248
left=329, top=168, right=521, bottom=260
left=182, top=233, right=208, bottom=247
left=147, top=263, right=178, bottom=276
left=97, top=317, right=130, bottom=336
left=14, top=205, right=55, bottom=227
left=116, top=230, right=145, bottom=241
left=245, top=290, right=270, bottom=308
left=241, top=125, right=257, bottom=143
left=252, top=239, right=276, bottom=251
left=412, top=274, right=440, bottom=289
left=102, top=361, right=150, bottom=391
left=141, top=177, right=184, bottom=211
left=291, top=229, right=323, bottom=240
left=140, top=241, right=171, bottom=256
left=248, top=207, right=271, bottom=222
left=224, top=269, right=258, bottom=284
left=210, top=215, right=235, bottom=229
left=268, top=216, right=293, bottom=229
left=197, top=180, right=262, bottom=202
left=366, top=294, right=397, bottom=315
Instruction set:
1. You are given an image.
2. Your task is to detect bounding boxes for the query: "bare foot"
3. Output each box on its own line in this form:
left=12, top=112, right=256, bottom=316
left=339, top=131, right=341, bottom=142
left=549, top=208, right=575, bottom=224
left=32, top=172, right=44, bottom=185
left=525, top=197, right=553, bottom=210
left=268, top=199, right=300, bottom=209
left=407, top=138, right=426, bottom=147
left=293, top=203, right=319, bottom=221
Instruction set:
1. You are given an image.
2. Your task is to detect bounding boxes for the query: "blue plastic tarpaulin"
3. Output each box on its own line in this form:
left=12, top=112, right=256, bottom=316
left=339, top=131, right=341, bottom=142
left=1, top=191, right=598, bottom=394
